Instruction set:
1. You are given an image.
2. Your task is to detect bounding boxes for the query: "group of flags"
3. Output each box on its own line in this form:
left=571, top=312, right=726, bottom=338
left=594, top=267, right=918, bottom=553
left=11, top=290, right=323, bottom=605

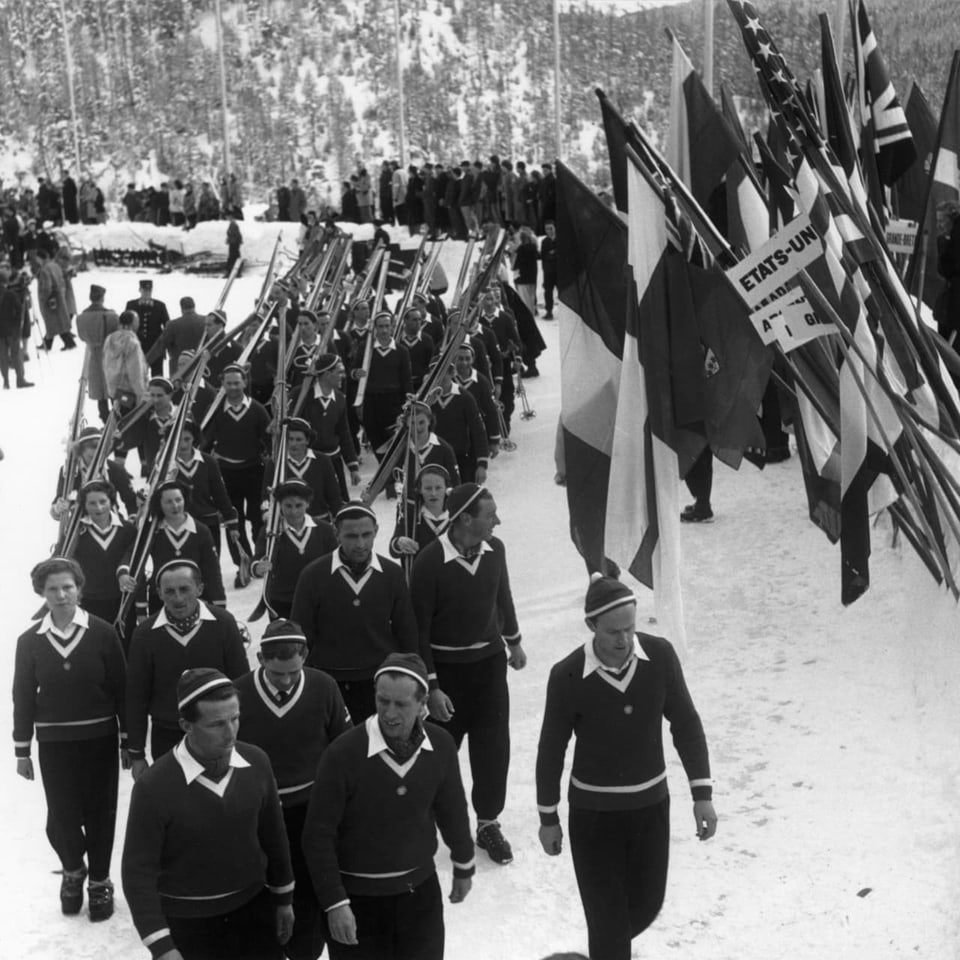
left=557, top=0, right=960, bottom=637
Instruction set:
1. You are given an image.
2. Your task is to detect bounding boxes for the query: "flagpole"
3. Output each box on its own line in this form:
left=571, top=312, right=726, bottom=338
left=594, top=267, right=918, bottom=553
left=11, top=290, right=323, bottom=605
left=553, top=0, right=562, bottom=159
left=835, top=0, right=847, bottom=64
left=394, top=0, right=406, bottom=168
left=59, top=0, right=82, bottom=179
left=702, top=0, right=714, bottom=96
left=214, top=0, right=231, bottom=178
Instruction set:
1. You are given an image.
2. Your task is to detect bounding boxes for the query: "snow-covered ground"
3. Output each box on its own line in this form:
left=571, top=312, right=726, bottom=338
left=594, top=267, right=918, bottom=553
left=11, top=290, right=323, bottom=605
left=2, top=238, right=960, bottom=959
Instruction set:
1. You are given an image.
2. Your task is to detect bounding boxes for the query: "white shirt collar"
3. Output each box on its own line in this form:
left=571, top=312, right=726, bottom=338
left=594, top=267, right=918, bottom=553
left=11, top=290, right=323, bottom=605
left=284, top=515, right=317, bottom=532
left=582, top=636, right=649, bottom=678
left=402, top=331, right=422, bottom=345
left=178, top=448, right=204, bottom=465
left=365, top=713, right=433, bottom=758
left=421, top=506, right=449, bottom=524
left=162, top=514, right=198, bottom=534
left=330, top=550, right=384, bottom=574
left=459, top=370, right=479, bottom=385
left=154, top=601, right=217, bottom=628
left=261, top=669, right=302, bottom=699
left=39, top=606, right=90, bottom=637
left=225, top=395, right=251, bottom=412
left=374, top=338, right=397, bottom=353
left=288, top=448, right=316, bottom=462
left=440, top=382, right=462, bottom=398
left=81, top=514, right=123, bottom=530
left=418, top=433, right=440, bottom=452
left=173, top=738, right=250, bottom=784
left=440, top=531, right=493, bottom=564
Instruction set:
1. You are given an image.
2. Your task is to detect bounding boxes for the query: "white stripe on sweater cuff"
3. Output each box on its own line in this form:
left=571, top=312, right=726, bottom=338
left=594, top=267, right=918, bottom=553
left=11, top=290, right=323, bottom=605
left=267, top=881, right=295, bottom=894
left=143, top=928, right=171, bottom=947
left=537, top=803, right=558, bottom=814
left=689, top=778, right=713, bottom=787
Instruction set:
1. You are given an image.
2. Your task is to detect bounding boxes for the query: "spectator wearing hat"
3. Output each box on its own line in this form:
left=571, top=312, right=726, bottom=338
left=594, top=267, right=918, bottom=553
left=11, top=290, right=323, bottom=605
left=236, top=621, right=351, bottom=960
left=301, top=652, right=474, bottom=960
left=50, top=425, right=138, bottom=520
left=355, top=311, right=411, bottom=468
left=205, top=364, right=271, bottom=587
left=103, top=310, right=150, bottom=412
left=122, top=667, right=294, bottom=960
left=145, top=296, right=206, bottom=378
left=389, top=464, right=451, bottom=559
left=225, top=214, right=243, bottom=277
left=14, top=557, right=128, bottom=923
left=260, top=419, right=343, bottom=523
left=535, top=575, right=717, bottom=960
left=290, top=503, right=419, bottom=723
left=125, top=279, right=170, bottom=376
left=124, top=562, right=248, bottom=774
left=118, top=479, right=226, bottom=622
left=77, top=284, right=119, bottom=421
left=34, top=246, right=76, bottom=351
left=0, top=266, right=33, bottom=388
left=411, top=484, right=525, bottom=866
left=251, top=480, right=339, bottom=620
left=172, top=419, right=240, bottom=556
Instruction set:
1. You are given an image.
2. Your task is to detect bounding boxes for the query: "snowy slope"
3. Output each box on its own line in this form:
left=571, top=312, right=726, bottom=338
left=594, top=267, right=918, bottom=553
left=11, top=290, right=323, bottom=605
left=1, top=247, right=959, bottom=959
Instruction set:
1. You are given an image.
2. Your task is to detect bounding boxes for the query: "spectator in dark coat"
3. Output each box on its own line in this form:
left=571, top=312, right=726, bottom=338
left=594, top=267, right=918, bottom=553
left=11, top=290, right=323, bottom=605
left=379, top=161, right=395, bottom=224
left=0, top=268, right=33, bottom=388
left=62, top=172, right=79, bottom=224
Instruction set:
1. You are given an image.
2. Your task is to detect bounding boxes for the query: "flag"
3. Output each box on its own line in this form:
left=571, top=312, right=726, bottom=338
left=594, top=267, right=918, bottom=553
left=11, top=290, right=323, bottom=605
left=853, top=0, right=917, bottom=187
left=666, top=34, right=743, bottom=210
left=598, top=88, right=630, bottom=214
left=720, top=84, right=750, bottom=154
left=555, top=161, right=630, bottom=575
left=606, top=160, right=700, bottom=652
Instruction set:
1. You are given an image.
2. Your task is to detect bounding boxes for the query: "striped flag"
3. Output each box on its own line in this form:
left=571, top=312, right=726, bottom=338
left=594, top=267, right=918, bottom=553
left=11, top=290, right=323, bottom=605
left=854, top=0, right=917, bottom=187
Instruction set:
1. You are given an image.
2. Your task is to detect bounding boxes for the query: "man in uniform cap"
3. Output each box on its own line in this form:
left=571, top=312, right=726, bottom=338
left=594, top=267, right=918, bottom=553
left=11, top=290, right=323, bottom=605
left=125, top=279, right=170, bottom=376
left=535, top=575, right=717, bottom=960
left=301, top=652, right=474, bottom=960
left=122, top=667, right=295, bottom=960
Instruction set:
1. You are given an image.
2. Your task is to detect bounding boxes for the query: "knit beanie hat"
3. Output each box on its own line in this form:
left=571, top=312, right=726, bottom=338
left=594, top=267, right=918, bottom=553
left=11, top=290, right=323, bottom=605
left=273, top=479, right=314, bottom=502
left=177, top=667, right=233, bottom=712
left=374, top=653, right=429, bottom=694
left=260, top=618, right=307, bottom=648
left=335, top=501, right=377, bottom=524
left=584, top=572, right=636, bottom=620
left=445, top=483, right=487, bottom=524
left=314, top=352, right=340, bottom=374
left=154, top=557, right=202, bottom=588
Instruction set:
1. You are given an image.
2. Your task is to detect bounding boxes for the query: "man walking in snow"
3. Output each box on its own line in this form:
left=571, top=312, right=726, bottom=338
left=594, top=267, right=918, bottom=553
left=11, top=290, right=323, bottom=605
left=535, top=575, right=717, bottom=960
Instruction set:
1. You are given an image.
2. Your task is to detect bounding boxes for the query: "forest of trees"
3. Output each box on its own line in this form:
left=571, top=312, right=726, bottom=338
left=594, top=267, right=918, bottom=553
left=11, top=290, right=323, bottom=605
left=0, top=0, right=954, bottom=199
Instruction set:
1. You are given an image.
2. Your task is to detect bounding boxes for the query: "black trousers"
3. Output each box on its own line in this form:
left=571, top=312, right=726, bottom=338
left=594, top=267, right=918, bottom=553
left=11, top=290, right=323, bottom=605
left=324, top=870, right=444, bottom=960
left=684, top=448, right=713, bottom=508
left=542, top=265, right=558, bottom=314
left=569, top=800, right=670, bottom=960
left=500, top=365, right=515, bottom=432
left=0, top=332, right=25, bottom=385
left=362, top=392, right=403, bottom=462
left=455, top=451, right=478, bottom=484
left=37, top=735, right=119, bottom=881
left=167, top=887, right=284, bottom=960
left=221, top=463, right=265, bottom=557
left=429, top=651, right=509, bottom=821
left=330, top=453, right=349, bottom=501
left=282, top=803, right=325, bottom=960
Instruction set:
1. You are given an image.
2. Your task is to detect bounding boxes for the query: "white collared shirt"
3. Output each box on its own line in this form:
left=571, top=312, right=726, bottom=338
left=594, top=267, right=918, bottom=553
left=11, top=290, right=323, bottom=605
left=330, top=550, right=384, bottom=576
left=458, top=370, right=479, bottom=386
left=177, top=449, right=204, bottom=466
left=38, top=606, right=90, bottom=638
left=154, top=601, right=217, bottom=628
left=80, top=514, right=123, bottom=531
left=365, top=713, right=433, bottom=759
left=161, top=514, right=198, bottom=534
left=440, top=532, right=492, bottom=564
left=373, top=338, right=397, bottom=355
left=283, top=515, right=317, bottom=534
left=224, top=395, right=252, bottom=414
left=582, top=636, right=649, bottom=678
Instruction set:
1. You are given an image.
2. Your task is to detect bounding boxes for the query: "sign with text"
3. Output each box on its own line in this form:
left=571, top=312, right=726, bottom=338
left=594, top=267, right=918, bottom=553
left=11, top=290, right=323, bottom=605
left=726, top=214, right=824, bottom=310
left=750, top=289, right=836, bottom=352
left=884, top=218, right=918, bottom=256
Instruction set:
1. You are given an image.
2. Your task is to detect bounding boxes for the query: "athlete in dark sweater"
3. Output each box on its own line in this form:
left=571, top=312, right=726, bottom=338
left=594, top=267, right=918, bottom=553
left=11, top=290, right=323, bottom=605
left=126, top=561, right=249, bottom=768
left=122, top=669, right=294, bottom=960
left=236, top=622, right=352, bottom=960
left=535, top=576, right=717, bottom=960
left=410, top=484, right=525, bottom=866
left=290, top=503, right=419, bottom=723
left=357, top=313, right=412, bottom=462
left=301, top=653, right=474, bottom=960
left=14, top=558, right=128, bottom=922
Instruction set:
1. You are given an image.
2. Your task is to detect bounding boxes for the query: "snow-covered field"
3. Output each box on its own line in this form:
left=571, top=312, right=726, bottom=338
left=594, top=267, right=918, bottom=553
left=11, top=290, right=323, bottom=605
left=2, top=233, right=959, bottom=959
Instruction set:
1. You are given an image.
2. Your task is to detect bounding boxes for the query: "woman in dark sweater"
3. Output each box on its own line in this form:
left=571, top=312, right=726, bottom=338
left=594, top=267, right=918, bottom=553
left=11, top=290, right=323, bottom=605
left=390, top=463, right=452, bottom=558
left=13, top=557, right=128, bottom=922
